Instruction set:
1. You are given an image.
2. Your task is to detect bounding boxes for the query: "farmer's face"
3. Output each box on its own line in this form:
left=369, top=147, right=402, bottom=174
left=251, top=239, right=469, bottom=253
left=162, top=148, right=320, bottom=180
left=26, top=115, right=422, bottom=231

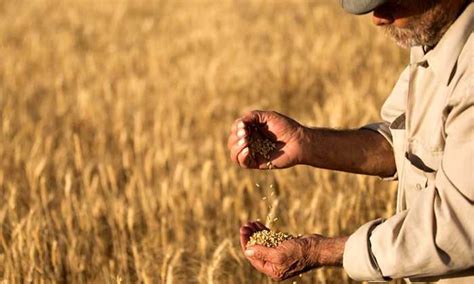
left=372, top=0, right=465, bottom=48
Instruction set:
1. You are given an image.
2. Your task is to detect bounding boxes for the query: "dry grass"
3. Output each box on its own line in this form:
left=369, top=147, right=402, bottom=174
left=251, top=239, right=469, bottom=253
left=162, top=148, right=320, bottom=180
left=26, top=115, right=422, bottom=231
left=0, top=0, right=407, bottom=282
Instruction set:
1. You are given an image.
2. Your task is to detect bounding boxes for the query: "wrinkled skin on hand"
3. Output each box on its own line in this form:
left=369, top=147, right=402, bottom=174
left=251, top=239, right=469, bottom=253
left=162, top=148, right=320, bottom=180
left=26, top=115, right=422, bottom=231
left=228, top=110, right=306, bottom=170
left=240, top=221, right=324, bottom=281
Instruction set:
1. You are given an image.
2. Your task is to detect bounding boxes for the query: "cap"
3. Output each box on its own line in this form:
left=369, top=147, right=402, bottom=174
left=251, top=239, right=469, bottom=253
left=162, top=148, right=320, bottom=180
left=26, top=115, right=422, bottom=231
left=340, top=0, right=389, bottom=15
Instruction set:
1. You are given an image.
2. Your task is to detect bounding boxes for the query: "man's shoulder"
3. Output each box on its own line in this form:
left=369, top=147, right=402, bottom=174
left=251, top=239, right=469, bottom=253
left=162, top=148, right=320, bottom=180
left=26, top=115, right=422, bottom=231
left=456, top=31, right=472, bottom=75
left=448, top=33, right=472, bottom=104
left=448, top=3, right=473, bottom=85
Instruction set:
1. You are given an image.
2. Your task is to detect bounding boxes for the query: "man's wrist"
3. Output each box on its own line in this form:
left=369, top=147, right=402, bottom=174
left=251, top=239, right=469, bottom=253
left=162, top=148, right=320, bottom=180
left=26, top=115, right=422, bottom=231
left=297, top=126, right=318, bottom=166
left=308, top=236, right=349, bottom=267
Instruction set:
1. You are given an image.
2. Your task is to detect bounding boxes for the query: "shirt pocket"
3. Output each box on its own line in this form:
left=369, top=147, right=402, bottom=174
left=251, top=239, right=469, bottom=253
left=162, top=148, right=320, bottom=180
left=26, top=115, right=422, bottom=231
left=406, top=139, right=443, bottom=183
left=404, top=139, right=445, bottom=206
left=402, top=155, right=429, bottom=209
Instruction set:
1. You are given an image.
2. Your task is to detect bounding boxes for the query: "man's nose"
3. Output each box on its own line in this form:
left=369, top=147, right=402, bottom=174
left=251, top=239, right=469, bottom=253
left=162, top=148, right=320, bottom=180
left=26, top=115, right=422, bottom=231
left=372, top=7, right=394, bottom=26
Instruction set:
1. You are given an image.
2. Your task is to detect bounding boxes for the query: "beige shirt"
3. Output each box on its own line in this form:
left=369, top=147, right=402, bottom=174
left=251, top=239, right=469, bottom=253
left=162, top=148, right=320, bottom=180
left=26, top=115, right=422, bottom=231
left=343, top=3, right=474, bottom=283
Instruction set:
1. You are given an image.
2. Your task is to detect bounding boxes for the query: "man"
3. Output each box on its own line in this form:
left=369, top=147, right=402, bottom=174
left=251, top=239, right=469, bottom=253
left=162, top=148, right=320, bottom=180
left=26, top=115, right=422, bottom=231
left=228, top=0, right=473, bottom=282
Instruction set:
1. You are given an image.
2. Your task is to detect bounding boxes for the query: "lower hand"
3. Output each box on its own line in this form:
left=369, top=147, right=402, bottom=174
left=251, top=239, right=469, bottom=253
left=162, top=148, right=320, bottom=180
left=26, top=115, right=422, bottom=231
left=240, top=221, right=324, bottom=281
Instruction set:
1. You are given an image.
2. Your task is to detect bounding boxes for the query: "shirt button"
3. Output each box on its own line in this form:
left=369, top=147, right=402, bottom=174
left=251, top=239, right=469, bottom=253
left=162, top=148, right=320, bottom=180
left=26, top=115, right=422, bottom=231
left=416, top=184, right=423, bottom=190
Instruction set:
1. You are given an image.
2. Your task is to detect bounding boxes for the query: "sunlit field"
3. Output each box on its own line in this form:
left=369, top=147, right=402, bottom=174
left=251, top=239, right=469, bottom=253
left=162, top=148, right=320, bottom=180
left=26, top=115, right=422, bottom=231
left=0, top=0, right=408, bottom=282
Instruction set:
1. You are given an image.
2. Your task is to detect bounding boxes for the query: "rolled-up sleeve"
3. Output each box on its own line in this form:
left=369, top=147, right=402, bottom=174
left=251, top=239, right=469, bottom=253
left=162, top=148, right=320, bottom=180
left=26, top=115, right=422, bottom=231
left=361, top=122, right=393, bottom=147
left=343, top=219, right=386, bottom=281
left=344, top=82, right=474, bottom=281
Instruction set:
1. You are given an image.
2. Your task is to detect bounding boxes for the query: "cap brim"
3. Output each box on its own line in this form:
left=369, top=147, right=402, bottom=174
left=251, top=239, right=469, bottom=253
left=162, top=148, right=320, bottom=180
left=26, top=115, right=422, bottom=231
left=340, top=0, right=389, bottom=15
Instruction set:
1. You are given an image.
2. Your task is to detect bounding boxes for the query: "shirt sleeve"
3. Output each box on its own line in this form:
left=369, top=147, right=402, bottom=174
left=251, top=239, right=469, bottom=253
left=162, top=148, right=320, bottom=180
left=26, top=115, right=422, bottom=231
left=361, top=122, right=393, bottom=146
left=344, top=75, right=474, bottom=281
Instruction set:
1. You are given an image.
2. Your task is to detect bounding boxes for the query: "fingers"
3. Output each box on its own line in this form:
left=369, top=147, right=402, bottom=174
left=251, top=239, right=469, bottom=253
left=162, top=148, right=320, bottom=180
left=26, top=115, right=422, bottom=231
left=230, top=138, right=257, bottom=169
left=231, top=110, right=266, bottom=135
left=237, top=147, right=253, bottom=168
left=230, top=140, right=249, bottom=166
left=254, top=221, right=269, bottom=231
left=228, top=119, right=254, bottom=167
left=239, top=225, right=254, bottom=251
left=242, top=243, right=282, bottom=276
left=247, top=245, right=285, bottom=264
left=229, top=111, right=274, bottom=168
left=241, top=222, right=261, bottom=235
left=227, top=119, right=245, bottom=149
left=240, top=221, right=291, bottom=280
left=240, top=110, right=263, bottom=125
left=240, top=222, right=283, bottom=264
left=247, top=221, right=267, bottom=232
left=239, top=221, right=269, bottom=250
left=248, top=256, right=273, bottom=276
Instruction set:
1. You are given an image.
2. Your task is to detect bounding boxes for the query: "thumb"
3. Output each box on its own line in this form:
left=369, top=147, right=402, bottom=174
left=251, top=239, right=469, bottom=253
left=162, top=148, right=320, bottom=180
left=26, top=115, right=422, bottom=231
left=245, top=245, right=284, bottom=264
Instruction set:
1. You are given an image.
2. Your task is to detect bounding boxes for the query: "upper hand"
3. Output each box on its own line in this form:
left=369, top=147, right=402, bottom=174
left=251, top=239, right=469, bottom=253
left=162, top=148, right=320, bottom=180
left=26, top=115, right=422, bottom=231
left=227, top=110, right=306, bottom=169
left=240, top=221, right=323, bottom=281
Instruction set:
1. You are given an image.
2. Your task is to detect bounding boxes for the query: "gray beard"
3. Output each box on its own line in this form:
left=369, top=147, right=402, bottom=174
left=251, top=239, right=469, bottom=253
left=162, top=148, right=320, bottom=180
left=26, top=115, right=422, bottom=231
left=381, top=1, right=458, bottom=49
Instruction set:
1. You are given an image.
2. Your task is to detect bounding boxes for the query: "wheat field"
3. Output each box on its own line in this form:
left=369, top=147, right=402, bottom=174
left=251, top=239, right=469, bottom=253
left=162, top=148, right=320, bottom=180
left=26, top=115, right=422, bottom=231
left=0, top=0, right=408, bottom=282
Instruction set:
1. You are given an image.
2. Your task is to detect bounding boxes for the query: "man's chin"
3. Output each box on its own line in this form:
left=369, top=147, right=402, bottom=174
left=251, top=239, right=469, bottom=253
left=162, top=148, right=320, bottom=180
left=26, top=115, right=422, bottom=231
left=381, top=26, right=416, bottom=49
left=391, top=38, right=415, bottom=49
left=384, top=35, right=413, bottom=49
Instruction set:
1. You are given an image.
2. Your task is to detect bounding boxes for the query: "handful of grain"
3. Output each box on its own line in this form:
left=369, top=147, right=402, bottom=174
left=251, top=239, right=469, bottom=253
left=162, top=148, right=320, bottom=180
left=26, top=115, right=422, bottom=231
left=248, top=126, right=277, bottom=160
left=247, top=230, right=294, bottom=248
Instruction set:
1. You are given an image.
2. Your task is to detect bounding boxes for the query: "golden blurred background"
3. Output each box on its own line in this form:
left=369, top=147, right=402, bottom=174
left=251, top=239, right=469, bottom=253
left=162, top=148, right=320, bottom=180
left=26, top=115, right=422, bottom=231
left=0, top=0, right=407, bottom=282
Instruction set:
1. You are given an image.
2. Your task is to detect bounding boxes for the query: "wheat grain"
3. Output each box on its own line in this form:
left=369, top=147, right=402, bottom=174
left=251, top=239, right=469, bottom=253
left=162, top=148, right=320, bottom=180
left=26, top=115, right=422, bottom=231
left=248, top=128, right=277, bottom=161
left=247, top=230, right=294, bottom=248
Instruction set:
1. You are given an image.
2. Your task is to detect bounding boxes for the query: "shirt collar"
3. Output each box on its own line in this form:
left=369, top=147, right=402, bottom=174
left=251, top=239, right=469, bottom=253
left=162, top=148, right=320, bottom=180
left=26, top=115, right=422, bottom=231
left=410, top=2, right=473, bottom=85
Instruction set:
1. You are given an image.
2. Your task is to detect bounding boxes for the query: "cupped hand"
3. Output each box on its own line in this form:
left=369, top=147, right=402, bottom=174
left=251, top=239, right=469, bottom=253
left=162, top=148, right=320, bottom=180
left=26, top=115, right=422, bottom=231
left=228, top=110, right=306, bottom=169
left=239, top=221, right=323, bottom=281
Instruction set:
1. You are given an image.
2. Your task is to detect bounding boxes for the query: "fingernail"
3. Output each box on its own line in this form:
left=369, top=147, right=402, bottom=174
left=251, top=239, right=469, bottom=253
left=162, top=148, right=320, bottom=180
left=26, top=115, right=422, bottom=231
left=244, top=250, right=254, bottom=257
left=238, top=138, right=245, bottom=146
left=237, top=129, right=246, bottom=138
left=242, top=147, right=249, bottom=154
left=238, top=121, right=245, bottom=129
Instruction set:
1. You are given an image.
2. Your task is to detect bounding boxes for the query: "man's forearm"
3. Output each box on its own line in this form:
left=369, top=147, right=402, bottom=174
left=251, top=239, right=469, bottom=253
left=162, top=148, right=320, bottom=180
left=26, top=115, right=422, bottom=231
left=303, top=235, right=349, bottom=270
left=299, top=127, right=396, bottom=177
left=315, top=236, right=349, bottom=267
